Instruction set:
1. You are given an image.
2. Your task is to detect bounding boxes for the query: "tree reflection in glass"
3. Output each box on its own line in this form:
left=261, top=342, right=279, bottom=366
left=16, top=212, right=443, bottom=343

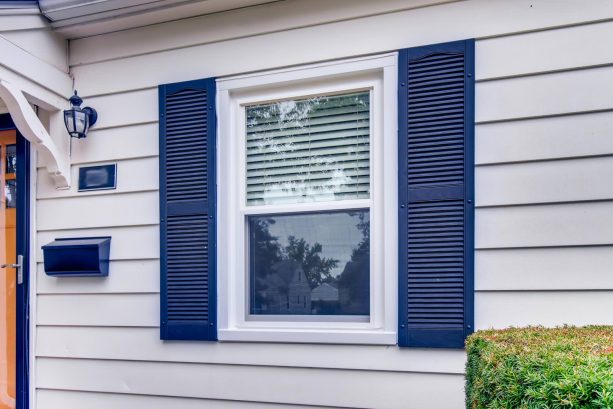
left=249, top=210, right=369, bottom=316
left=245, top=92, right=370, bottom=205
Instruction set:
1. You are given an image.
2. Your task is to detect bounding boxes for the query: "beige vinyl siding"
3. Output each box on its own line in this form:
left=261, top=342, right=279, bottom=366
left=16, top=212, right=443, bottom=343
left=36, top=358, right=463, bottom=408
left=37, top=389, right=342, bottom=409
left=32, top=1, right=613, bottom=408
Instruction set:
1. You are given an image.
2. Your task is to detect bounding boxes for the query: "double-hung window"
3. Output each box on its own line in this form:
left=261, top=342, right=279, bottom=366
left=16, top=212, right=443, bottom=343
left=159, top=40, right=474, bottom=347
left=217, top=54, right=398, bottom=344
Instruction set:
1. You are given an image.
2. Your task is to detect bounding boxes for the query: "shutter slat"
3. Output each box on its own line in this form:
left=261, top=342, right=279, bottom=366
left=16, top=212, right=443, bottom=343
left=159, top=78, right=217, bottom=341
left=398, top=40, right=474, bottom=348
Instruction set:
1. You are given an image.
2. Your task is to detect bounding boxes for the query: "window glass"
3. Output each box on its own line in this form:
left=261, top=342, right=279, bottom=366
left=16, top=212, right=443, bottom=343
left=5, top=145, right=16, bottom=174
left=245, top=92, right=370, bottom=205
left=4, top=180, right=16, bottom=209
left=249, top=210, right=369, bottom=316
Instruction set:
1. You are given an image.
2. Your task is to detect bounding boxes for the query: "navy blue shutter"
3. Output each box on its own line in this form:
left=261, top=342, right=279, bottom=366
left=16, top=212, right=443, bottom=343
left=398, top=40, right=474, bottom=348
left=159, top=78, right=217, bottom=341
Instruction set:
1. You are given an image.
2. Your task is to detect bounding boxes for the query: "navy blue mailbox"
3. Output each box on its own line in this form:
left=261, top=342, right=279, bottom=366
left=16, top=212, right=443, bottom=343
left=42, top=237, right=111, bottom=277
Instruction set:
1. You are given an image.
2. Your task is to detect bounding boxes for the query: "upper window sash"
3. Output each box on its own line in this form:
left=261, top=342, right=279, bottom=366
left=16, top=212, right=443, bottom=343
left=244, top=91, right=372, bottom=207
left=233, top=78, right=381, bottom=215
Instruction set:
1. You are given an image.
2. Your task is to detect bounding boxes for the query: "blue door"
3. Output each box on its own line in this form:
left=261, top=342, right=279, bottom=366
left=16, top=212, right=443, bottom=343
left=0, top=113, right=30, bottom=409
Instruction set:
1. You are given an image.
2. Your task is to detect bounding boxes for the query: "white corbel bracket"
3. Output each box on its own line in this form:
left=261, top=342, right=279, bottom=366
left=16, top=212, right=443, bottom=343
left=0, top=79, right=70, bottom=189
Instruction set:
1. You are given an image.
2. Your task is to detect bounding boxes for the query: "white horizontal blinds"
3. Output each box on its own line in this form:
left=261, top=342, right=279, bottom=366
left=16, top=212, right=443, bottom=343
left=246, top=91, right=370, bottom=205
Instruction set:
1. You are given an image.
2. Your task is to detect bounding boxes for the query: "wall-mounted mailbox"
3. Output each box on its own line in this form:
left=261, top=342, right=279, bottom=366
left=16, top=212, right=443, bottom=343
left=42, top=237, right=111, bottom=277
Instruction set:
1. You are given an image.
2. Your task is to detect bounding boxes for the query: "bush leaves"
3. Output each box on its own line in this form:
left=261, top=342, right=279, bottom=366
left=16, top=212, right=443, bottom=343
left=466, top=326, right=613, bottom=409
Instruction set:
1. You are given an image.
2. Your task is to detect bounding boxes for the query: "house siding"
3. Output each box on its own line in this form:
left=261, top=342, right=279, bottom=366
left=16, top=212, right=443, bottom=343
left=33, top=1, right=613, bottom=408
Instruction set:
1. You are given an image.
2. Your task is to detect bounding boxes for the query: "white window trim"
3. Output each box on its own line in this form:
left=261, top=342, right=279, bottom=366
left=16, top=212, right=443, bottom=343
left=217, top=53, right=398, bottom=344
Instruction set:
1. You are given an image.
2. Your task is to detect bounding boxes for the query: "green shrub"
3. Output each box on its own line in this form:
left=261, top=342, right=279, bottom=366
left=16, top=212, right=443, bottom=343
left=466, top=326, right=613, bottom=409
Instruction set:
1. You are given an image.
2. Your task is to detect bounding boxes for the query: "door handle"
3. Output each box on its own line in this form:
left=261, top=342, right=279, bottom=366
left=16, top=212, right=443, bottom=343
left=1, top=255, right=23, bottom=284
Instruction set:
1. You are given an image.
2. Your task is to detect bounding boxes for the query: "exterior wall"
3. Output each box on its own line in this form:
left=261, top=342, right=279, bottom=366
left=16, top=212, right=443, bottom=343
left=0, top=5, right=70, bottom=108
left=33, top=0, right=613, bottom=408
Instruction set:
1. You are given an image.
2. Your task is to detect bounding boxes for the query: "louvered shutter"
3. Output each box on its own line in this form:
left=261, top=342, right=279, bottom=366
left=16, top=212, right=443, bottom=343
left=398, top=40, right=474, bottom=348
left=159, top=78, right=217, bottom=341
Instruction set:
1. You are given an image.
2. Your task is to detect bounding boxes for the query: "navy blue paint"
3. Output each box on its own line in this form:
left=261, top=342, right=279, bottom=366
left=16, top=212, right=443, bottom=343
left=42, top=237, right=111, bottom=277
left=159, top=78, right=217, bottom=341
left=78, top=164, right=117, bottom=191
left=398, top=40, right=475, bottom=349
left=397, top=49, right=409, bottom=348
left=464, top=40, right=476, bottom=345
left=0, top=113, right=30, bottom=409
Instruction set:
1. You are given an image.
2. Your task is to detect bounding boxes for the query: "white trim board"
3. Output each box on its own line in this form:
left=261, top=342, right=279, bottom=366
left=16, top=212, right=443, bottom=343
left=217, top=53, right=398, bottom=344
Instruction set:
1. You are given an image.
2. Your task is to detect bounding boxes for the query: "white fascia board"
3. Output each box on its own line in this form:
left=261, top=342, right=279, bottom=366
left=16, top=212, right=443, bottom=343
left=40, top=0, right=279, bottom=38
left=0, top=34, right=71, bottom=105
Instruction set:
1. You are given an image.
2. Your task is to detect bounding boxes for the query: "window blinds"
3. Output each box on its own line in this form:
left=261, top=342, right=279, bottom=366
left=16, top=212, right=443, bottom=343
left=245, top=91, right=370, bottom=205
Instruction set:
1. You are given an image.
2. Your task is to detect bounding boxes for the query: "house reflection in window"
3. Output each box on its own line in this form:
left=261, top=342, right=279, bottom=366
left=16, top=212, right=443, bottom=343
left=4, top=180, right=16, bottom=209
left=249, top=210, right=369, bottom=316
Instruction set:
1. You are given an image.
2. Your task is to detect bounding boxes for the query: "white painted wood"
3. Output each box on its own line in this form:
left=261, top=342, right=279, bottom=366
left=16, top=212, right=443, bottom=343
left=35, top=326, right=464, bottom=373
left=37, top=259, right=159, bottom=294
left=1, top=29, right=68, bottom=72
left=37, top=294, right=159, bottom=327
left=37, top=191, right=158, bottom=231
left=36, top=357, right=464, bottom=409
left=0, top=66, right=65, bottom=113
left=476, top=247, right=613, bottom=290
left=476, top=111, right=613, bottom=165
left=477, top=66, right=613, bottom=123
left=219, top=329, right=397, bottom=346
left=476, top=202, right=613, bottom=249
left=70, top=0, right=613, bottom=97
left=70, top=123, right=158, bottom=164
left=477, top=20, right=613, bottom=80
left=50, top=0, right=287, bottom=38
left=0, top=33, right=71, bottom=100
left=37, top=157, right=158, bottom=199
left=37, top=389, right=339, bottom=409
left=0, top=79, right=70, bottom=188
left=0, top=14, right=49, bottom=31
left=218, top=55, right=398, bottom=345
left=39, top=0, right=276, bottom=26
left=476, top=291, right=613, bottom=329
left=68, top=0, right=449, bottom=59
left=36, top=225, right=159, bottom=262
left=476, top=156, right=613, bottom=206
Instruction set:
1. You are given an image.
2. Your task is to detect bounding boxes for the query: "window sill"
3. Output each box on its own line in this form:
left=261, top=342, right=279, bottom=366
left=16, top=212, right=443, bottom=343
left=218, top=329, right=397, bottom=345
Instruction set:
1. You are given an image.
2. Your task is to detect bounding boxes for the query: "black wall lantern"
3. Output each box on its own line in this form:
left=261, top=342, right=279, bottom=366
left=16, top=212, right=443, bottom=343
left=64, top=91, right=98, bottom=139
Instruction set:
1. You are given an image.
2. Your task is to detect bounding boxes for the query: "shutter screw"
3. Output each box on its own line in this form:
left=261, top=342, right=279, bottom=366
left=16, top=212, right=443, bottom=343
left=400, top=324, right=406, bottom=329
left=161, top=218, right=165, bottom=222
left=467, top=74, right=472, bottom=78
left=400, top=204, right=405, bottom=208
left=467, top=199, right=472, bottom=204
left=466, top=325, right=472, bottom=329
left=210, top=322, right=214, bottom=326
left=209, top=215, right=213, bottom=219
left=401, top=82, right=406, bottom=87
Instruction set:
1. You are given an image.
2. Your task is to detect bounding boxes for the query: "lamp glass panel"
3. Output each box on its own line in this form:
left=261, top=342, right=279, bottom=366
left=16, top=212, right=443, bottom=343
left=73, top=110, right=88, bottom=135
left=64, top=111, right=75, bottom=133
